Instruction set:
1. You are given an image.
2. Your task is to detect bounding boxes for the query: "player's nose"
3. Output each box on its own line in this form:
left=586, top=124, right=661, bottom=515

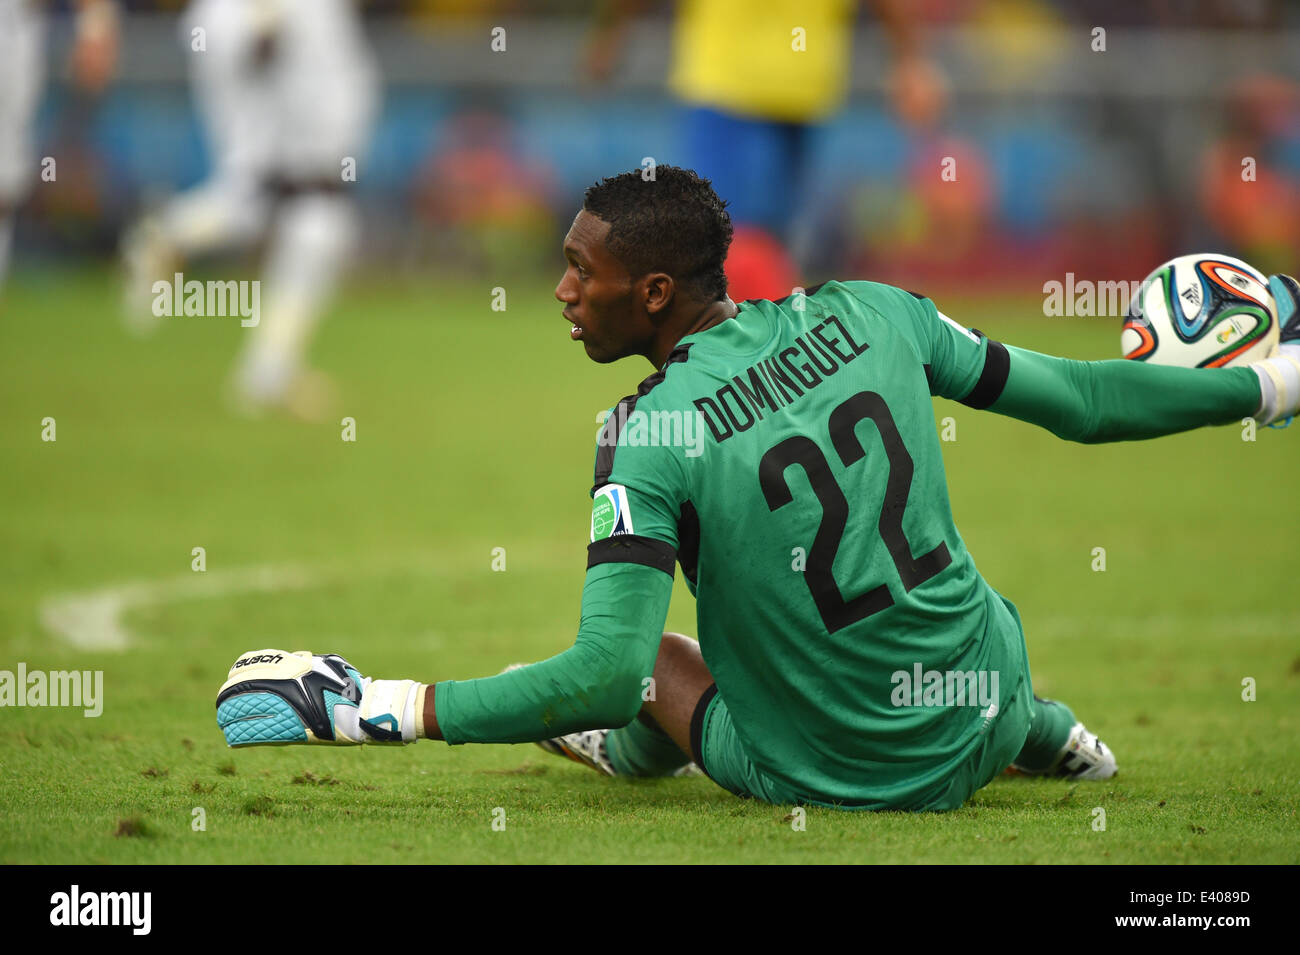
left=554, top=274, right=576, bottom=303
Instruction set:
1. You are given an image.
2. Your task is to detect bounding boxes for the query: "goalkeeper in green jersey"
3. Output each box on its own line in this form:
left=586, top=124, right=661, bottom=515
left=216, top=167, right=1300, bottom=812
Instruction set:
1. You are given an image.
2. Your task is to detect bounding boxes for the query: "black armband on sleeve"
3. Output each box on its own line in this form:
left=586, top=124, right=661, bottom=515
left=587, top=535, right=677, bottom=576
left=959, top=334, right=1011, bottom=410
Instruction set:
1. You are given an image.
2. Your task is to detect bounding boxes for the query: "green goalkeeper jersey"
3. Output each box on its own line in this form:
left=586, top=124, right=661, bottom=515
left=434, top=278, right=1259, bottom=809
left=590, top=281, right=1026, bottom=804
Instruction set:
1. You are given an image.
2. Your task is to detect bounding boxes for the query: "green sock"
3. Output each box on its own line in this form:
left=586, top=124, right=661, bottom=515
left=606, top=713, right=691, bottom=777
left=1014, top=696, right=1077, bottom=771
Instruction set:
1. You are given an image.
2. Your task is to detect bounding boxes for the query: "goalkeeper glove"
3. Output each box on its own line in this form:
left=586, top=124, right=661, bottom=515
left=1251, top=274, right=1300, bottom=425
left=216, top=649, right=425, bottom=746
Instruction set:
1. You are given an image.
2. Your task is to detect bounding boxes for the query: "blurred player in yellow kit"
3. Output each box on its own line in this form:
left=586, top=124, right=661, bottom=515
left=586, top=0, right=946, bottom=301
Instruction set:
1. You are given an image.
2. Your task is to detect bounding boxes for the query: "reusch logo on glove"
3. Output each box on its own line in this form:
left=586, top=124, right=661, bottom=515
left=233, top=653, right=284, bottom=669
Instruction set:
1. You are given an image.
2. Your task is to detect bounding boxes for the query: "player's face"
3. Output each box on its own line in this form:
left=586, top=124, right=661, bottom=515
left=555, top=210, right=655, bottom=363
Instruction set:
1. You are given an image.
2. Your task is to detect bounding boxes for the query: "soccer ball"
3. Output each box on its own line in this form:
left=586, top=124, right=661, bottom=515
left=1122, top=253, right=1278, bottom=368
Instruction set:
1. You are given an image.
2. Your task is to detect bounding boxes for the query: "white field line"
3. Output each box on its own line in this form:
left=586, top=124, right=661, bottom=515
left=39, top=564, right=319, bottom=652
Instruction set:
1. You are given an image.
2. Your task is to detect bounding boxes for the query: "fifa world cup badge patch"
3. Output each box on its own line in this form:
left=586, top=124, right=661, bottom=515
left=590, top=484, right=634, bottom=542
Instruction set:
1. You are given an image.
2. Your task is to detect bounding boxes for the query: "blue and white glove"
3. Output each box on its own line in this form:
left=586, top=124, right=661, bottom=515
left=216, top=650, right=425, bottom=746
left=1251, top=274, right=1300, bottom=426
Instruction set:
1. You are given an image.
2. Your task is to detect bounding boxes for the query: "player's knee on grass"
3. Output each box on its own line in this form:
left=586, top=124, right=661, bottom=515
left=641, top=631, right=714, bottom=759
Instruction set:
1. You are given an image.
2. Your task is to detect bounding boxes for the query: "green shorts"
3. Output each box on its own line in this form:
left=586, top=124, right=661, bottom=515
left=689, top=672, right=1033, bottom=812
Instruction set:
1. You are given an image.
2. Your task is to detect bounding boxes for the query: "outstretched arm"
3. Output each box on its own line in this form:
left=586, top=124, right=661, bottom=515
left=982, top=272, right=1300, bottom=442
left=214, top=541, right=676, bottom=748
left=841, top=281, right=1283, bottom=444
left=982, top=344, right=1262, bottom=444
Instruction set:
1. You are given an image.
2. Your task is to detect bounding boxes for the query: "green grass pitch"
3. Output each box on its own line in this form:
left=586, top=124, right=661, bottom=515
left=1, top=267, right=1296, bottom=864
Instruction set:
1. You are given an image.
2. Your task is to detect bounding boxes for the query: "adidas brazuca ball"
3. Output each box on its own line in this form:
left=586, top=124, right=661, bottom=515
left=1122, top=253, right=1278, bottom=368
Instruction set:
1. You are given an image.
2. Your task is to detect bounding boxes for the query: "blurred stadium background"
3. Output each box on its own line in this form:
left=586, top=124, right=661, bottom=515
left=2, top=1, right=1299, bottom=864
left=12, top=0, right=1300, bottom=290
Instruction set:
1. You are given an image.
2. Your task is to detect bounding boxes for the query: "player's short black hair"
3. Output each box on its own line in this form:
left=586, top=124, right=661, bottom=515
left=583, top=165, right=732, bottom=303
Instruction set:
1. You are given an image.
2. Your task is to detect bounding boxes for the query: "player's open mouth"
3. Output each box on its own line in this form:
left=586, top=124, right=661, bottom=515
left=565, top=314, right=583, bottom=340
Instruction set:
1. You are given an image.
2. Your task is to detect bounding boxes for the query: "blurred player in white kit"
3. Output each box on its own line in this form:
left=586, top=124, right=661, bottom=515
left=123, top=0, right=378, bottom=418
left=0, top=0, right=118, bottom=289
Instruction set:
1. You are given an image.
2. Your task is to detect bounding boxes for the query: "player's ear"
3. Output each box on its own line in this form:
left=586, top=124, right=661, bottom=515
left=642, top=272, right=675, bottom=319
